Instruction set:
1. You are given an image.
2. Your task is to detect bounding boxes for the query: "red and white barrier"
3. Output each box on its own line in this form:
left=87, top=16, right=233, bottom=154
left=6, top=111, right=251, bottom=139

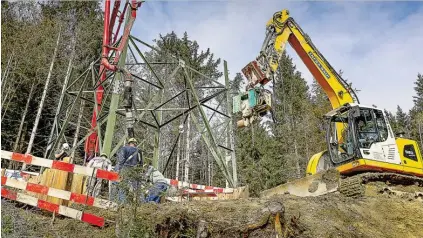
left=166, top=178, right=234, bottom=193
left=1, top=187, right=105, bottom=227
left=1, top=150, right=119, bottom=181
left=1, top=150, right=234, bottom=199
left=1, top=176, right=117, bottom=210
left=182, top=188, right=227, bottom=194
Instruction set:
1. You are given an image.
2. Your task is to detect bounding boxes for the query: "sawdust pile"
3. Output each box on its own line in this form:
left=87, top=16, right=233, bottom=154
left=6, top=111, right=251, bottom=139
left=2, top=186, right=423, bottom=238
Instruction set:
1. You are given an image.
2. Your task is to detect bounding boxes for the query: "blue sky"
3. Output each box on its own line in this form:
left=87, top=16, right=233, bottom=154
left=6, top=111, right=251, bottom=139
left=122, top=1, right=423, bottom=112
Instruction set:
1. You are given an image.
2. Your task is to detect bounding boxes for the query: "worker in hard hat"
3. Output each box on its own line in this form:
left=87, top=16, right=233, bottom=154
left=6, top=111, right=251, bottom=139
left=115, top=138, right=143, bottom=172
left=54, top=143, right=71, bottom=160
left=86, top=152, right=112, bottom=197
left=114, top=138, right=143, bottom=204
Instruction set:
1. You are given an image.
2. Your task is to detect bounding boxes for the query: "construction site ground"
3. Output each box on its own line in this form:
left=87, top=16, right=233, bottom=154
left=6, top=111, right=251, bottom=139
left=2, top=182, right=423, bottom=238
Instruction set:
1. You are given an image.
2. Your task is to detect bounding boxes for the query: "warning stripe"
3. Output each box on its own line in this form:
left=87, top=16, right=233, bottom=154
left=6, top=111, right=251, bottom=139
left=181, top=189, right=220, bottom=197
left=1, top=176, right=117, bottom=211
left=1, top=187, right=105, bottom=227
left=165, top=178, right=234, bottom=193
left=1, top=150, right=119, bottom=182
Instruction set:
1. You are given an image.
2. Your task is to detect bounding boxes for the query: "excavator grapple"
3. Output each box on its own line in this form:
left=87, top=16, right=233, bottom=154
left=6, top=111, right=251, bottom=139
left=241, top=61, right=270, bottom=88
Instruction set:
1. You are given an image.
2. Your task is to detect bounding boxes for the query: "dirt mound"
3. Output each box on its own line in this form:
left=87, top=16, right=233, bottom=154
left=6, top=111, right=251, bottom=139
left=308, top=168, right=340, bottom=193
left=115, top=198, right=304, bottom=237
left=2, top=188, right=423, bottom=238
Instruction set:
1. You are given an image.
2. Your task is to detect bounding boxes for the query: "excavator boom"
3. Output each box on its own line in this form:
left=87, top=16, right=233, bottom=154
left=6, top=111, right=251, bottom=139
left=244, top=10, right=359, bottom=106
left=235, top=10, right=360, bottom=130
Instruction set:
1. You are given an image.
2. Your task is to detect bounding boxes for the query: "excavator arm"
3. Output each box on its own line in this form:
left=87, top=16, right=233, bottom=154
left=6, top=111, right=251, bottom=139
left=238, top=10, right=359, bottom=127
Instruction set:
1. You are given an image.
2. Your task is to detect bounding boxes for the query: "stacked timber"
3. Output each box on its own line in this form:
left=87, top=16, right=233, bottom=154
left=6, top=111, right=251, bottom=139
left=21, top=157, right=88, bottom=206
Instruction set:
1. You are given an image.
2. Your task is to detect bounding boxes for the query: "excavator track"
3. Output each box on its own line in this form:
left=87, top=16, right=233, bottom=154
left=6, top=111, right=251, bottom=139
left=339, top=172, right=423, bottom=199
left=339, top=176, right=364, bottom=198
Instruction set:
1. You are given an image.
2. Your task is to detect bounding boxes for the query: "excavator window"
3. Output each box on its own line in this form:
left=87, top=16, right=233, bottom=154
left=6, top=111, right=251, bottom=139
left=403, top=144, right=418, bottom=161
left=356, top=108, right=388, bottom=149
left=327, top=112, right=355, bottom=164
left=374, top=110, right=388, bottom=142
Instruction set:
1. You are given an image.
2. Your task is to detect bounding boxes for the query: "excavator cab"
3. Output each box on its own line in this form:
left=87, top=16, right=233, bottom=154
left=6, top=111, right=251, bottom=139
left=320, top=103, right=401, bottom=172
left=325, top=104, right=360, bottom=166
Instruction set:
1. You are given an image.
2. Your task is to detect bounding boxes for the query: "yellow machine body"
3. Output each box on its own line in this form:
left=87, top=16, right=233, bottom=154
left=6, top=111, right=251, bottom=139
left=307, top=138, right=423, bottom=177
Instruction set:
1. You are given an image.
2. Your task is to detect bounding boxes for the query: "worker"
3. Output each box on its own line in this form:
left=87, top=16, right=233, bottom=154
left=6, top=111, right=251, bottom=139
left=114, top=138, right=143, bottom=204
left=144, top=163, right=169, bottom=203
left=86, top=152, right=112, bottom=197
left=55, top=143, right=70, bottom=160
left=115, top=138, right=142, bottom=171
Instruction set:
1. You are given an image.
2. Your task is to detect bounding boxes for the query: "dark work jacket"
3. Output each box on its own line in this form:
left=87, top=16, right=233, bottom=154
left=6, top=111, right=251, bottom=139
left=115, top=145, right=142, bottom=172
left=55, top=149, right=69, bottom=161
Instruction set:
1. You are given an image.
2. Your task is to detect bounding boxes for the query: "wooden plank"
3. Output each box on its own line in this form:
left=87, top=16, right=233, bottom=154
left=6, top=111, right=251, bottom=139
left=69, top=173, right=87, bottom=206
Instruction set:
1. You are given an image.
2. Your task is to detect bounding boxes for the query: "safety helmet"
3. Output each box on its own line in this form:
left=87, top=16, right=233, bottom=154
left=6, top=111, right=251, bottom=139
left=100, top=152, right=108, bottom=158
left=62, top=143, right=70, bottom=150
left=128, top=138, right=137, bottom=144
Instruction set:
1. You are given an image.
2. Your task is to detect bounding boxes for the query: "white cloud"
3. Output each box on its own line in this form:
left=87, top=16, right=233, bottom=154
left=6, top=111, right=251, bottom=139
left=131, top=1, right=423, bottom=112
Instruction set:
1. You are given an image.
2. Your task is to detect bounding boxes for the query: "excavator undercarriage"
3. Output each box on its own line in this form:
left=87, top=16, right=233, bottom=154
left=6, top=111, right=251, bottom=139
left=339, top=172, right=423, bottom=198
left=260, top=168, right=423, bottom=202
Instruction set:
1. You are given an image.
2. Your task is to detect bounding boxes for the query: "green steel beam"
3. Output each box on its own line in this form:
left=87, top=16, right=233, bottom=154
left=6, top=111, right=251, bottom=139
left=152, top=90, right=163, bottom=169
left=102, top=9, right=131, bottom=156
left=224, top=60, right=238, bottom=187
left=190, top=111, right=233, bottom=187
left=183, top=66, right=233, bottom=187
left=110, top=134, right=127, bottom=159
left=183, top=67, right=219, bottom=147
left=102, top=77, right=124, bottom=155
left=149, top=63, right=181, bottom=169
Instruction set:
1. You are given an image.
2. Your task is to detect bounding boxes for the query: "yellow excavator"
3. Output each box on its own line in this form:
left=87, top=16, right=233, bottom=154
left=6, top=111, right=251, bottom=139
left=234, top=9, right=423, bottom=198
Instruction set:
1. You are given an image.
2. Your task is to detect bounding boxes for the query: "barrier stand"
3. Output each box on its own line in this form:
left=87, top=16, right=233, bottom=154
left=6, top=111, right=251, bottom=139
left=1, top=187, right=105, bottom=227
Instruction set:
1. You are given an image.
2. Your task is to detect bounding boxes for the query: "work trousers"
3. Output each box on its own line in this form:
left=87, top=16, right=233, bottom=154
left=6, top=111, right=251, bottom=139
left=110, top=167, right=146, bottom=204
left=146, top=182, right=169, bottom=203
left=87, top=177, right=103, bottom=198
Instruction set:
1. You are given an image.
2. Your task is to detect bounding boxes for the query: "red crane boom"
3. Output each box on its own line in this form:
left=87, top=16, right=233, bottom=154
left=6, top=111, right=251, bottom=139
left=84, top=0, right=140, bottom=161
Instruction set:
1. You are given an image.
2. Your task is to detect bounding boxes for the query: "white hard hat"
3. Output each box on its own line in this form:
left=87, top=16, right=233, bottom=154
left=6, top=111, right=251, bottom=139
left=63, top=143, right=70, bottom=150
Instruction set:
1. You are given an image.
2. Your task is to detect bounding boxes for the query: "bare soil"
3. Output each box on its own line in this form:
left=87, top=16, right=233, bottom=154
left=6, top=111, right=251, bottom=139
left=2, top=183, right=423, bottom=238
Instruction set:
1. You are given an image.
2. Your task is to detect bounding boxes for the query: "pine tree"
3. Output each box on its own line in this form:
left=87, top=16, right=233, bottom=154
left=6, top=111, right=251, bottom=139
left=309, top=80, right=332, bottom=150
left=1, top=1, right=103, bottom=158
left=396, top=105, right=410, bottom=136
left=230, top=73, right=244, bottom=95
left=266, top=52, right=313, bottom=181
left=384, top=109, right=397, bottom=132
left=413, top=73, right=423, bottom=112
left=409, top=73, right=423, bottom=144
